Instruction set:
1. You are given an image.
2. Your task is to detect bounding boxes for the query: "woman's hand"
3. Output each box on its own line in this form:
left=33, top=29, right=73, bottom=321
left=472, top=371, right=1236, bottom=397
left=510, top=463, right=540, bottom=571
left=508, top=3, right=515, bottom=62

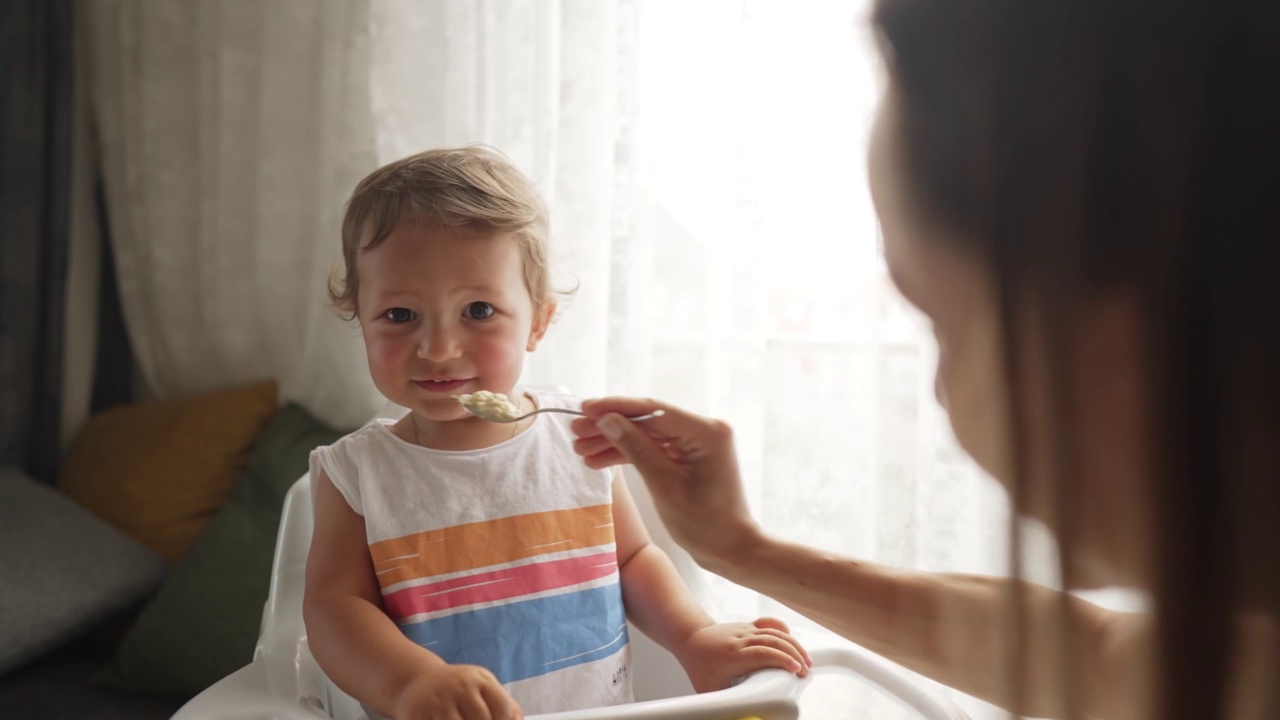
left=393, top=664, right=522, bottom=720
left=570, top=397, right=762, bottom=571
left=675, top=617, right=813, bottom=693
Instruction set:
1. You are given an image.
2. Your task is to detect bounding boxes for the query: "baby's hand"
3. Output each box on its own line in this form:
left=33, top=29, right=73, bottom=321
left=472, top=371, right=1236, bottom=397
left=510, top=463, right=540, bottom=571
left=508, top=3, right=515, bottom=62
left=675, top=617, right=813, bottom=693
left=394, top=664, right=522, bottom=720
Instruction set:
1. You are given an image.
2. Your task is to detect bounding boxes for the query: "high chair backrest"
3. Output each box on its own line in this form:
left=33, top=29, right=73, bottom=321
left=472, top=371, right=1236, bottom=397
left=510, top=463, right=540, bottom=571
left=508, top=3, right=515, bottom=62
left=254, top=468, right=696, bottom=717
left=256, top=474, right=367, bottom=718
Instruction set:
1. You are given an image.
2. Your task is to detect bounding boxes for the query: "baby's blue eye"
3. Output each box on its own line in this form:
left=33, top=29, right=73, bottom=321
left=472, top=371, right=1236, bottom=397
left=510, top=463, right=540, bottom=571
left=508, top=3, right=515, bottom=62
left=384, top=307, right=415, bottom=323
left=464, top=302, right=495, bottom=320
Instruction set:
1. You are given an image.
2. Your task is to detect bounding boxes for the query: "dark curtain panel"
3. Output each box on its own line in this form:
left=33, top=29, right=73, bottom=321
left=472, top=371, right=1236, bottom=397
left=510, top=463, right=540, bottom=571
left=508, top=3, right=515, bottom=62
left=0, top=0, right=75, bottom=483
left=91, top=182, right=133, bottom=414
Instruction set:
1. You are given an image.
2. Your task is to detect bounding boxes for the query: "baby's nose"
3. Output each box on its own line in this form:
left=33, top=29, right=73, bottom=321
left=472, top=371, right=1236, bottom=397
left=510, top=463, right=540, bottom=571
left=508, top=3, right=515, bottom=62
left=417, top=326, right=462, bottom=361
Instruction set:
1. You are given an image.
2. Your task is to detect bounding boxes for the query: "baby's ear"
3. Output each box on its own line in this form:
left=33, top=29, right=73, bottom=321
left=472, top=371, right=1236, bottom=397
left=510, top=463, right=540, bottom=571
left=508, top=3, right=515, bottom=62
left=526, top=300, right=557, bottom=351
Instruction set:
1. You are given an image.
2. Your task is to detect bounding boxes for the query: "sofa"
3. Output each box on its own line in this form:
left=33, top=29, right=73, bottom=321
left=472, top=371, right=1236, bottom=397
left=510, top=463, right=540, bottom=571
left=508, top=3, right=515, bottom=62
left=0, top=382, right=347, bottom=719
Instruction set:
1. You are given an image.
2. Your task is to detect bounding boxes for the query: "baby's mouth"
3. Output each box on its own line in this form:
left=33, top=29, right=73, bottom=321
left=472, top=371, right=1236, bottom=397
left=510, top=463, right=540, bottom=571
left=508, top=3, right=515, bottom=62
left=414, top=378, right=471, bottom=393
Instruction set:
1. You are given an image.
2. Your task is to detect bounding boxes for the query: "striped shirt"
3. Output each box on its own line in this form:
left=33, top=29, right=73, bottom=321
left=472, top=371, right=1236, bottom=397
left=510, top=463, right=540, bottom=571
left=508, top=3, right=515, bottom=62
left=310, top=390, right=633, bottom=715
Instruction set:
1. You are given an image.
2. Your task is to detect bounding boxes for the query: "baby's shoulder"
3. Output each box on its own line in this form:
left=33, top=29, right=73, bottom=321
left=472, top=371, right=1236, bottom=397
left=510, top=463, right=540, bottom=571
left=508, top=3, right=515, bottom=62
left=317, top=419, right=399, bottom=458
left=528, top=386, right=584, bottom=412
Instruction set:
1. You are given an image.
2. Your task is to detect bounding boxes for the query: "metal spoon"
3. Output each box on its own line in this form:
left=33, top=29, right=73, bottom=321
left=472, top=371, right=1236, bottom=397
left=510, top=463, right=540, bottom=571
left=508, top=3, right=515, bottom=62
left=461, top=404, right=664, bottom=424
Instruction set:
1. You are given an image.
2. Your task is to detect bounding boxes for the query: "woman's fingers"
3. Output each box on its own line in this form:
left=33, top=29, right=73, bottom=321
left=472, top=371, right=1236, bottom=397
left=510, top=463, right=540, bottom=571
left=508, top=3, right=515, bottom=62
left=574, top=395, right=757, bottom=565
left=570, top=415, right=603, bottom=439
left=592, top=412, right=684, bottom=482
left=580, top=396, right=668, bottom=419
left=580, top=397, right=713, bottom=445
left=580, top=447, right=630, bottom=470
left=576, top=398, right=693, bottom=478
left=572, top=414, right=672, bottom=442
left=573, top=434, right=615, bottom=458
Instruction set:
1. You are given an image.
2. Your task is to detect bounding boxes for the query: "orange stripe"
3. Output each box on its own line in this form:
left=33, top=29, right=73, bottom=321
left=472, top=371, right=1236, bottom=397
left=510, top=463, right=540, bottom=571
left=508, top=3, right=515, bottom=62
left=369, top=504, right=616, bottom=586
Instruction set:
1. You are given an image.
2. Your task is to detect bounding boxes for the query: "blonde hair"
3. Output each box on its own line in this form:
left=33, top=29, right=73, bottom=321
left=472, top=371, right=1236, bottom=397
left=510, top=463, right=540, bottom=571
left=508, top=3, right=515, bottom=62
left=330, top=146, right=558, bottom=321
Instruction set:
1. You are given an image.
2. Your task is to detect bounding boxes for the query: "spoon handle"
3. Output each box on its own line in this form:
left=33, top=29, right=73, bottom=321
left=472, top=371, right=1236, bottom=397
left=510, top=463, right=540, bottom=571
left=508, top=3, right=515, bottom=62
left=530, top=408, right=664, bottom=422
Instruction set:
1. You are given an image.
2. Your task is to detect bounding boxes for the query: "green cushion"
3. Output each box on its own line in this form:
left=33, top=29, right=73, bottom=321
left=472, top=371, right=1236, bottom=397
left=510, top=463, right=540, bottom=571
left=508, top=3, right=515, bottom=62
left=98, top=403, right=347, bottom=696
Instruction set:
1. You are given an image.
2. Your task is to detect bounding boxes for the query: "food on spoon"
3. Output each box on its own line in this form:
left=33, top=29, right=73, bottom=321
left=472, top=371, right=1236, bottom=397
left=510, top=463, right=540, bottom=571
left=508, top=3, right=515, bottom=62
left=454, top=390, right=522, bottom=422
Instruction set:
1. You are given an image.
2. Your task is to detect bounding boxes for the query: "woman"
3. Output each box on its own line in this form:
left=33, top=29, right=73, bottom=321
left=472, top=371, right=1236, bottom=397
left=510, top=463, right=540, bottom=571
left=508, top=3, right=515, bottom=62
left=571, top=1, right=1279, bottom=718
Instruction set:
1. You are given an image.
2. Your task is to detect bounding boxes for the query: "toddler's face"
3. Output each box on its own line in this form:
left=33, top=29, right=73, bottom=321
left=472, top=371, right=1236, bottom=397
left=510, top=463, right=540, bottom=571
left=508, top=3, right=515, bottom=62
left=355, top=222, right=551, bottom=424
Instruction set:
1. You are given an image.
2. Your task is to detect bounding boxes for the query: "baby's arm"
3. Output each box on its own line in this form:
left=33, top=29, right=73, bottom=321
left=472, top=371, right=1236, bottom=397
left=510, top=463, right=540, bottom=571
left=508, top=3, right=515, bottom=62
left=611, top=470, right=811, bottom=692
left=303, top=470, right=520, bottom=720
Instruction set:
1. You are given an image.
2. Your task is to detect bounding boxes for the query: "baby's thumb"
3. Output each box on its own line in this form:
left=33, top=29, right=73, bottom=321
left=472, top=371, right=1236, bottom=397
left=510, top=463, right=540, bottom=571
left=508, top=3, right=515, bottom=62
left=753, top=616, right=792, bottom=634
left=597, top=414, right=676, bottom=477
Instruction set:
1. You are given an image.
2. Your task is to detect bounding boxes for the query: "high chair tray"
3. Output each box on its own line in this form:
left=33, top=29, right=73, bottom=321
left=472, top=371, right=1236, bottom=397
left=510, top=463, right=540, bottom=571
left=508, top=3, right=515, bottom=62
left=172, top=644, right=969, bottom=720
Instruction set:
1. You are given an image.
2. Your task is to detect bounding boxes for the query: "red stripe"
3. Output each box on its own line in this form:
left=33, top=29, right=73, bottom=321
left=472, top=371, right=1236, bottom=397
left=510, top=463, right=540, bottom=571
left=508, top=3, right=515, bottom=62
left=382, top=551, right=619, bottom=621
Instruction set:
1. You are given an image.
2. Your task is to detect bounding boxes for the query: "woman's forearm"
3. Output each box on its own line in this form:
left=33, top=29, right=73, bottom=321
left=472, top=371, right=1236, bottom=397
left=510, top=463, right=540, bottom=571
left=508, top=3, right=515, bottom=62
left=710, top=532, right=1128, bottom=718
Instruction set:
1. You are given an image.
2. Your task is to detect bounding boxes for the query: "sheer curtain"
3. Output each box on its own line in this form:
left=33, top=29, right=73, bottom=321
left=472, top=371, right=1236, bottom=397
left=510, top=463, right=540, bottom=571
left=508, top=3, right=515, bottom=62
left=85, top=0, right=632, bottom=429
left=619, top=3, right=1012, bottom=716
left=86, top=0, right=383, bottom=428
left=88, top=0, right=1011, bottom=714
left=523, top=0, right=1017, bottom=616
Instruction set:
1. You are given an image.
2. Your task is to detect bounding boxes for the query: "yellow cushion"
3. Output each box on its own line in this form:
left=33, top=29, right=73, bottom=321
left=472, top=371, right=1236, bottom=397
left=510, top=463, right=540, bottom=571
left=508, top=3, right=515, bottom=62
left=57, top=381, right=279, bottom=563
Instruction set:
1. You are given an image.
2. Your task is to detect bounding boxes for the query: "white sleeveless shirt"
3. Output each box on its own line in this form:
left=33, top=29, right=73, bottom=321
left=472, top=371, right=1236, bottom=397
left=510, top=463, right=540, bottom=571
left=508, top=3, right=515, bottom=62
left=309, top=389, right=634, bottom=715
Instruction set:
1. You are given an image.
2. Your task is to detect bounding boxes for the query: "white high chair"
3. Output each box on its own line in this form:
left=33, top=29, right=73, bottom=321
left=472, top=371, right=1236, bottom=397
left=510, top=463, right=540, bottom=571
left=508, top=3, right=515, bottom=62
left=171, top=474, right=971, bottom=720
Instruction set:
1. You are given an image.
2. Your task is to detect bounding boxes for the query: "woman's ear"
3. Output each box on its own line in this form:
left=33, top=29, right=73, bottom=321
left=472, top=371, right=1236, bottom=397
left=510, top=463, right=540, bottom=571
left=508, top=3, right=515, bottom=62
left=526, top=301, right=557, bottom=351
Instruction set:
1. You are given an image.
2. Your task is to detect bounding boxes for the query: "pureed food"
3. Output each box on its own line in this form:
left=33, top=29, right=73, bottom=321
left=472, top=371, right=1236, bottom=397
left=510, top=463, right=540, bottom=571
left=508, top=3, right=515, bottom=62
left=454, top=390, right=522, bottom=421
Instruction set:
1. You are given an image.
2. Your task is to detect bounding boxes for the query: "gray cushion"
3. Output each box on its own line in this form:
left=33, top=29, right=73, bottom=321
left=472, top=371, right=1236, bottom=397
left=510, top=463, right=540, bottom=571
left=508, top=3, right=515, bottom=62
left=0, top=466, right=166, bottom=676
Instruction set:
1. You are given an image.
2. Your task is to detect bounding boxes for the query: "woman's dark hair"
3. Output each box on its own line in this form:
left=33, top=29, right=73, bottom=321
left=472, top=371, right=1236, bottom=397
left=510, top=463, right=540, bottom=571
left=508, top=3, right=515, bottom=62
left=873, top=0, right=1279, bottom=717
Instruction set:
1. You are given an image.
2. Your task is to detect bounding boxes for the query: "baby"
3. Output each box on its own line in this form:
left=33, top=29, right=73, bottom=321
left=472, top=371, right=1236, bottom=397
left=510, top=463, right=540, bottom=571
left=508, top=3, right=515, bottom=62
left=304, top=146, right=810, bottom=719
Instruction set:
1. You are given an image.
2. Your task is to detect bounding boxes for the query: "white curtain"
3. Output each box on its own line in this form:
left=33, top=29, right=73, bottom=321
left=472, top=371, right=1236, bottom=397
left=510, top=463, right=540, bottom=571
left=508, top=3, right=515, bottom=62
left=86, top=0, right=378, bottom=428
left=84, top=0, right=628, bottom=429
left=617, top=0, right=1018, bottom=610
left=627, top=4, right=1015, bottom=716
left=87, top=0, right=1013, bottom=715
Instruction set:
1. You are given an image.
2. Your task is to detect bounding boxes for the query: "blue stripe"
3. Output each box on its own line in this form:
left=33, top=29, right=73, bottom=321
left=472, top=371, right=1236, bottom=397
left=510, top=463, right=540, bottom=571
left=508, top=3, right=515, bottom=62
left=399, top=584, right=629, bottom=684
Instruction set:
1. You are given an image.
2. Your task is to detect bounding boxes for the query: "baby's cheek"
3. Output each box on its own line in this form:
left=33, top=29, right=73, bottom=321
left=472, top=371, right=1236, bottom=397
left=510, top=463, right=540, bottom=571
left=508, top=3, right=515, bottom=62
left=365, top=335, right=401, bottom=364
left=473, top=337, right=525, bottom=379
left=363, top=336, right=411, bottom=381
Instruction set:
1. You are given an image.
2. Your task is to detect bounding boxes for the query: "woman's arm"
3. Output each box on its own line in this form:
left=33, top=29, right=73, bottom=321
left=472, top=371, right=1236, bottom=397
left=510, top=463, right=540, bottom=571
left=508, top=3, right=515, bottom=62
left=573, top=397, right=1150, bottom=719
left=303, top=470, right=518, bottom=720
left=722, top=533, right=1150, bottom=718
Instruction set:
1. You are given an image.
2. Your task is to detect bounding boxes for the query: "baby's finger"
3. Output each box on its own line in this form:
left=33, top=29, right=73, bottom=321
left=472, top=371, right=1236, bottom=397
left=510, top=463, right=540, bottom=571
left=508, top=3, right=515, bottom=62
left=750, top=628, right=813, bottom=667
left=752, top=616, right=791, bottom=633
left=481, top=683, right=523, bottom=720
left=455, top=690, right=493, bottom=720
left=744, top=633, right=810, bottom=674
left=753, top=616, right=812, bottom=666
left=736, top=644, right=807, bottom=675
